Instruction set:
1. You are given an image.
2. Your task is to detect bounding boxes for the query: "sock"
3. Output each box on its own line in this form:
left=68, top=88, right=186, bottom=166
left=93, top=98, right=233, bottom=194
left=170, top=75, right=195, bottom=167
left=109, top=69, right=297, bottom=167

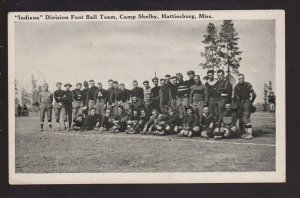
left=40, top=124, right=43, bottom=130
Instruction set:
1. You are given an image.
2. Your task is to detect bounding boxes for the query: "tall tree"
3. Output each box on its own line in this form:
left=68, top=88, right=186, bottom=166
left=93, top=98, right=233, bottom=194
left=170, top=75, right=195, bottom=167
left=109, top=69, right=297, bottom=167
left=218, top=20, right=242, bottom=75
left=200, top=23, right=221, bottom=75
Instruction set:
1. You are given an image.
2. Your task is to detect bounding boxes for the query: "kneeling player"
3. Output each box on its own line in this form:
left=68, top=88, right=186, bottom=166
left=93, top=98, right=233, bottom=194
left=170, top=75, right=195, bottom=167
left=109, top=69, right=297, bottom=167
left=99, top=109, right=114, bottom=132
left=165, top=107, right=182, bottom=135
left=126, top=110, right=140, bottom=134
left=178, top=107, right=200, bottom=138
left=214, top=103, right=238, bottom=139
left=134, top=109, right=149, bottom=134
left=148, top=114, right=167, bottom=136
left=111, top=106, right=127, bottom=133
left=200, top=106, right=215, bottom=138
left=142, top=108, right=159, bottom=135
left=73, top=114, right=85, bottom=131
left=81, top=108, right=100, bottom=132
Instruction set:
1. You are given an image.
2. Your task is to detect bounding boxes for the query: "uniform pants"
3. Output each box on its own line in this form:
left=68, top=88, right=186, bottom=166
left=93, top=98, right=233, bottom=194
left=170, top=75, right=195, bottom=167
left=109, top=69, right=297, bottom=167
left=95, top=100, right=106, bottom=115
left=214, top=97, right=227, bottom=119
left=40, top=102, right=53, bottom=122
left=176, top=97, right=189, bottom=119
left=88, top=100, right=95, bottom=111
left=208, top=98, right=216, bottom=116
left=64, top=104, right=73, bottom=127
left=269, top=103, right=275, bottom=112
left=122, top=101, right=131, bottom=113
left=192, top=100, right=205, bottom=116
left=73, top=100, right=83, bottom=121
left=54, top=103, right=65, bottom=123
left=238, top=100, right=251, bottom=133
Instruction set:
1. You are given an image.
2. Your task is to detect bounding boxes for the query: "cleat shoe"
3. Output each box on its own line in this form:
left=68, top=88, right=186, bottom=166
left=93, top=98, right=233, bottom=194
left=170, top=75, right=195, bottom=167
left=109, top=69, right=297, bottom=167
left=187, top=131, right=193, bottom=138
left=214, top=135, right=223, bottom=140
left=243, top=133, right=253, bottom=139
left=57, top=127, right=61, bottom=131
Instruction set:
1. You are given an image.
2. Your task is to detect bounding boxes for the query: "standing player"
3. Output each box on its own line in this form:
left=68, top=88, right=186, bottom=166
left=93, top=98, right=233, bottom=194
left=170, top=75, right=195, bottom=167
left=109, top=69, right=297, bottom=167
left=205, top=70, right=218, bottom=117
left=149, top=77, right=160, bottom=112
left=72, top=82, right=84, bottom=125
left=234, top=73, right=256, bottom=139
left=94, top=82, right=108, bottom=116
left=116, top=83, right=131, bottom=113
left=169, top=76, right=178, bottom=109
left=190, top=75, right=208, bottom=120
left=214, top=70, right=232, bottom=122
left=268, top=92, right=276, bottom=115
left=185, top=70, right=196, bottom=88
left=131, top=80, right=144, bottom=101
left=81, top=81, right=89, bottom=116
left=176, top=73, right=190, bottom=119
left=106, top=79, right=115, bottom=108
left=53, top=82, right=65, bottom=131
left=165, top=74, right=171, bottom=85
left=38, top=83, right=53, bottom=132
left=63, top=83, right=73, bottom=131
left=86, top=80, right=98, bottom=112
left=159, top=79, right=171, bottom=114
left=143, top=80, right=152, bottom=113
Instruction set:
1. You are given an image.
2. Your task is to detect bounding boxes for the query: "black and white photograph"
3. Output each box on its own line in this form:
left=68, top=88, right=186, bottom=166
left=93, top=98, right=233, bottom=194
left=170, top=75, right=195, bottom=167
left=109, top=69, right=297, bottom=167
left=8, top=10, right=285, bottom=184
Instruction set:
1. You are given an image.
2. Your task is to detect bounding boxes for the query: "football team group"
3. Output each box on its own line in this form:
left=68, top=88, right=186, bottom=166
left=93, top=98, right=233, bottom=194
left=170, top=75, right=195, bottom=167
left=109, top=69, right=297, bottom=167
left=37, top=69, right=256, bottom=140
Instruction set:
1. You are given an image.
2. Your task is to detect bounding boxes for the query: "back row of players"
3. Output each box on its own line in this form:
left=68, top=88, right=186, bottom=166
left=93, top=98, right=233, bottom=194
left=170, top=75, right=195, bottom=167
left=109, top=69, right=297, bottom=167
left=38, top=70, right=256, bottom=139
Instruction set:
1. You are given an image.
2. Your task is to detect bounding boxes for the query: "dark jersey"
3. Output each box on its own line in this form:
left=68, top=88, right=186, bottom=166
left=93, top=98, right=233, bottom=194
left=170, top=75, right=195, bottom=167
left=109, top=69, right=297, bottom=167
left=81, top=88, right=89, bottom=106
left=150, top=86, right=161, bottom=101
left=72, top=89, right=83, bottom=101
left=169, top=84, right=178, bottom=99
left=234, top=82, right=256, bottom=101
left=106, top=87, right=115, bottom=105
left=131, top=87, right=144, bottom=99
left=215, top=79, right=232, bottom=101
left=63, top=90, right=73, bottom=105
left=54, top=90, right=65, bottom=103
left=268, top=95, right=276, bottom=104
left=165, top=113, right=182, bottom=126
left=205, top=81, right=218, bottom=99
left=94, top=88, right=108, bottom=102
left=218, top=109, right=237, bottom=128
left=111, top=89, right=121, bottom=104
left=87, top=86, right=98, bottom=102
left=81, top=114, right=100, bottom=131
left=159, top=85, right=171, bottom=106
left=184, top=114, right=199, bottom=128
left=116, top=89, right=131, bottom=102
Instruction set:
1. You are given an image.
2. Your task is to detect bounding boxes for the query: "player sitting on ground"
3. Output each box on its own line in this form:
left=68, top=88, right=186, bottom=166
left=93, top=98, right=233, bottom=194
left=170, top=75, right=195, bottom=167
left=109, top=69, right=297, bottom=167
left=73, top=114, right=85, bottom=131
left=81, top=107, right=100, bottom=132
left=165, top=107, right=182, bottom=135
left=142, top=108, right=159, bottom=135
left=111, top=105, right=127, bottom=133
left=126, top=110, right=140, bottom=134
left=178, top=107, right=200, bottom=138
left=134, top=109, right=149, bottom=134
left=214, top=103, right=238, bottom=140
left=200, top=106, right=215, bottom=138
left=98, top=109, right=114, bottom=133
left=148, top=113, right=167, bottom=136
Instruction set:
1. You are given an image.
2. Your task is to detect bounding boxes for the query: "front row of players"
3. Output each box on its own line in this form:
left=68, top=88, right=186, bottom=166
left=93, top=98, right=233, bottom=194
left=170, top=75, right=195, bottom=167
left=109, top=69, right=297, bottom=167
left=73, top=102, right=242, bottom=140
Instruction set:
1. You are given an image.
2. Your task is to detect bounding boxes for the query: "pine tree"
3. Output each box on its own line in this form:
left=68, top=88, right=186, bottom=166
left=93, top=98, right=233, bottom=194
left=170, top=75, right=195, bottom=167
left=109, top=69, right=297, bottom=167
left=200, top=23, right=221, bottom=75
left=218, top=20, right=242, bottom=75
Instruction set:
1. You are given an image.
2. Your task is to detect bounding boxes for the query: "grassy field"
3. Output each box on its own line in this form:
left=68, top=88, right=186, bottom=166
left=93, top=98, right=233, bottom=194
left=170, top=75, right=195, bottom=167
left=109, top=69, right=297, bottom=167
left=15, top=112, right=276, bottom=173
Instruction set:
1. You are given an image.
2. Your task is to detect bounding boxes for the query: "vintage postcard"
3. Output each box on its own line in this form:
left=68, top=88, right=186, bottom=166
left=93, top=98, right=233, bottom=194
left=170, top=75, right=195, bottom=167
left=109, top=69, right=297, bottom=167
left=8, top=10, right=285, bottom=184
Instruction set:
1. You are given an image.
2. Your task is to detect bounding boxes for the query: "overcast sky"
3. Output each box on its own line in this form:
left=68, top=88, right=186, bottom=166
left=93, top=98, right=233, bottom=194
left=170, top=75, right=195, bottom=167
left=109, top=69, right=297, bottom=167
left=15, top=20, right=275, bottom=103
